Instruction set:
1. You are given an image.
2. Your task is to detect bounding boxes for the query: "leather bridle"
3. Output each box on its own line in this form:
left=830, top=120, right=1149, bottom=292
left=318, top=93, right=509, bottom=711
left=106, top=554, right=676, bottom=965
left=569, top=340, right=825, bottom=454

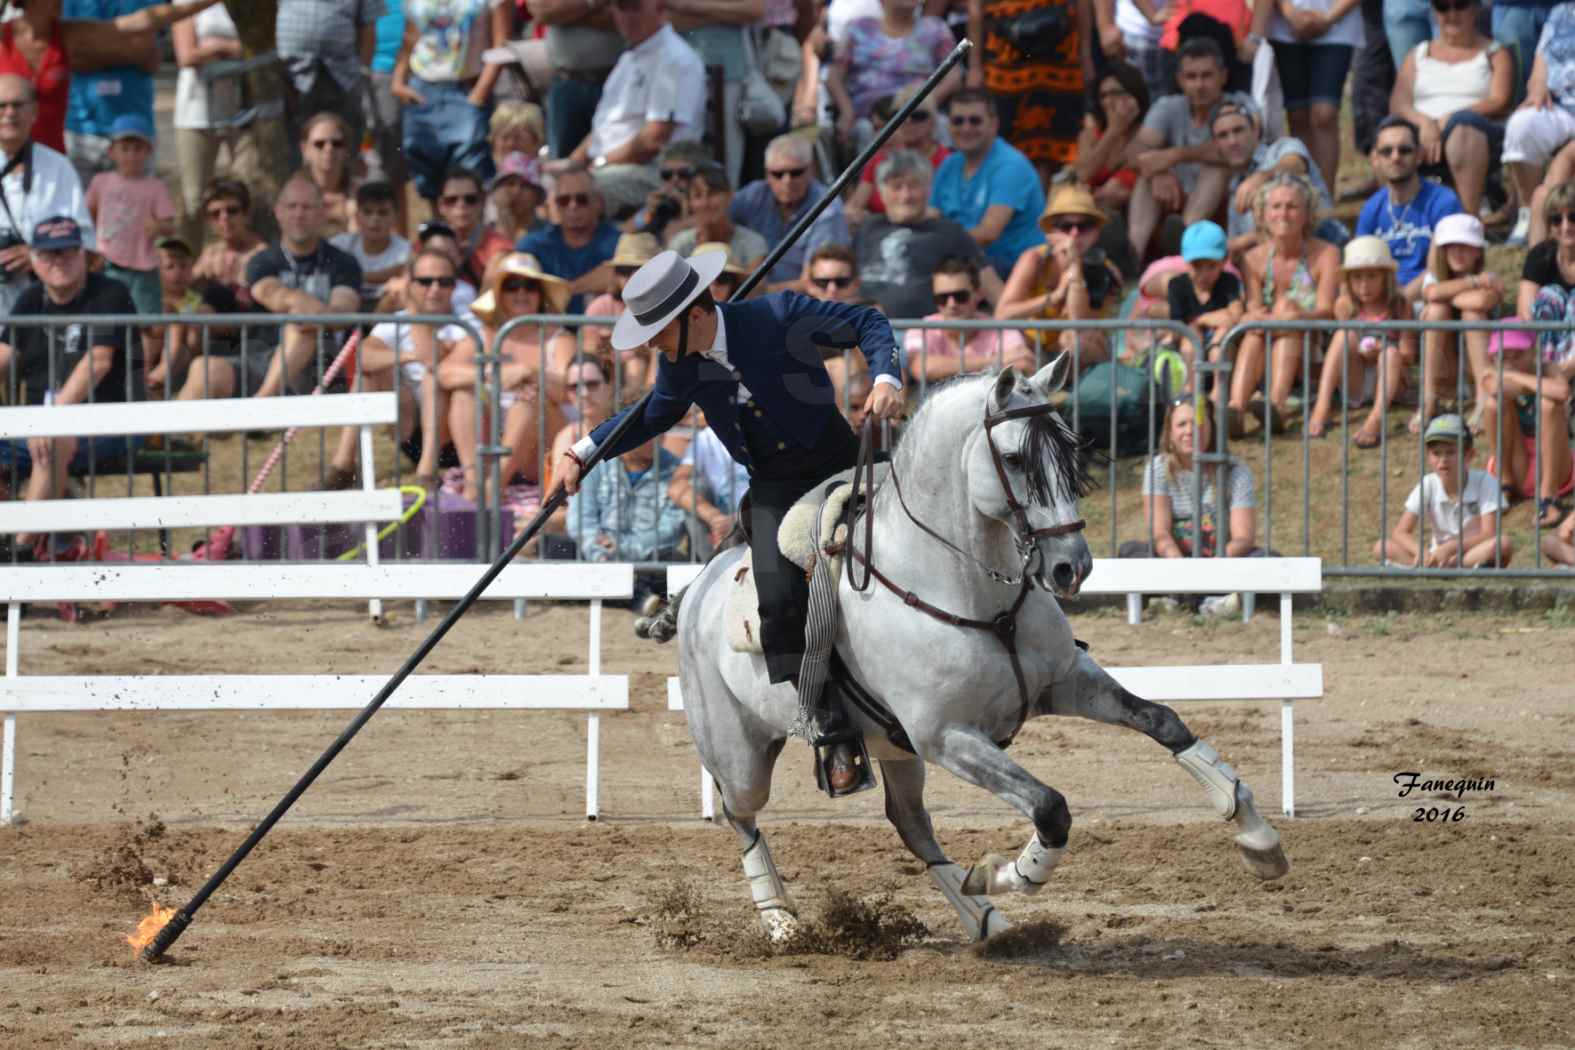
left=843, top=400, right=1085, bottom=747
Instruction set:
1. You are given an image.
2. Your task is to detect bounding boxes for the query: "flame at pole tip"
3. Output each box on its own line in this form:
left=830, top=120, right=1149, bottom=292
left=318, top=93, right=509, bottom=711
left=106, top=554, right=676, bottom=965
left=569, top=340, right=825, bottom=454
left=126, top=902, right=177, bottom=959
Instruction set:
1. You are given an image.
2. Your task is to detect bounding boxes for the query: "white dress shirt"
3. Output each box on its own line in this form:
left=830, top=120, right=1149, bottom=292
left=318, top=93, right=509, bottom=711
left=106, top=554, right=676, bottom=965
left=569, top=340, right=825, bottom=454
left=586, top=24, right=706, bottom=160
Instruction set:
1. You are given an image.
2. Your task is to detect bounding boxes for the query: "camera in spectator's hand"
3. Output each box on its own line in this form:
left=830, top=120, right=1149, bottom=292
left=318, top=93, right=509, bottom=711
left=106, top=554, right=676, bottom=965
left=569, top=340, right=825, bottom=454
left=0, top=230, right=26, bottom=282
left=643, top=193, right=684, bottom=239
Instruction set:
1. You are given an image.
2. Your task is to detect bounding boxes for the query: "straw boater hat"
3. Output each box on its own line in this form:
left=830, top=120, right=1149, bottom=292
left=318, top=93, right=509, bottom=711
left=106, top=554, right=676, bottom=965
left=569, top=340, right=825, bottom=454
left=471, top=252, right=570, bottom=323
left=1039, top=181, right=1105, bottom=235
left=611, top=249, right=729, bottom=351
left=1340, top=236, right=1397, bottom=274
left=693, top=241, right=748, bottom=276
left=611, top=231, right=662, bottom=269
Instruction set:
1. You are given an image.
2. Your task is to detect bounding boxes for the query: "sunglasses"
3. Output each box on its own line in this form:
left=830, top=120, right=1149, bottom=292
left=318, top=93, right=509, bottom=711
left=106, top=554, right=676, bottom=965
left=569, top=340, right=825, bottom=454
left=910, top=109, right=934, bottom=123
left=1053, top=218, right=1098, bottom=234
left=1431, top=0, right=1472, bottom=11
left=950, top=114, right=987, bottom=127
left=411, top=275, right=458, bottom=288
left=811, top=275, right=854, bottom=289
left=441, top=192, right=481, bottom=207
left=1375, top=144, right=1416, bottom=157
left=614, top=264, right=640, bottom=277
left=661, top=166, right=695, bottom=181
left=933, top=289, right=973, bottom=305
left=310, top=138, right=346, bottom=150
left=501, top=277, right=541, bottom=294
left=573, top=379, right=605, bottom=392
left=767, top=166, right=807, bottom=180
left=206, top=204, right=242, bottom=219
left=1552, top=212, right=1575, bottom=227
left=555, top=193, right=592, bottom=208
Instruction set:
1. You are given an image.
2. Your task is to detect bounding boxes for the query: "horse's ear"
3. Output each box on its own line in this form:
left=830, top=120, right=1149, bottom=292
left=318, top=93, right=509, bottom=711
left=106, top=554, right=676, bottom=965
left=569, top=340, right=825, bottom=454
left=1031, top=353, right=1071, bottom=398
left=990, top=367, right=1017, bottom=412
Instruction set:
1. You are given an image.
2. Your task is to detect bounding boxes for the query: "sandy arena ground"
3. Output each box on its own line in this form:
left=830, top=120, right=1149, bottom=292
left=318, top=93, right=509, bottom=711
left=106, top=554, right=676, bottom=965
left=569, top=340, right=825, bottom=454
left=1, top=599, right=1572, bottom=1048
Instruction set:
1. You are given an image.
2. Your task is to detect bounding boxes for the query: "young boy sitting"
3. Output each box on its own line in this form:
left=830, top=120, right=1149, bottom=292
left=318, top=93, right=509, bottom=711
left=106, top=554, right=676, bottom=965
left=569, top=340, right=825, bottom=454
left=143, top=236, right=214, bottom=398
left=1153, top=221, right=1243, bottom=391
left=331, top=181, right=411, bottom=311
left=1375, top=414, right=1514, bottom=569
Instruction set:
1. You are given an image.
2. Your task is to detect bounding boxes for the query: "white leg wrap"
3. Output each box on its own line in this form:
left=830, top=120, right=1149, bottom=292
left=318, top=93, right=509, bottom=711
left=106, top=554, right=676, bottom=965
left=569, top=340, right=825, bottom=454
left=961, top=834, right=1064, bottom=897
left=1175, top=740, right=1242, bottom=820
left=928, top=863, right=1012, bottom=942
left=741, top=835, right=798, bottom=940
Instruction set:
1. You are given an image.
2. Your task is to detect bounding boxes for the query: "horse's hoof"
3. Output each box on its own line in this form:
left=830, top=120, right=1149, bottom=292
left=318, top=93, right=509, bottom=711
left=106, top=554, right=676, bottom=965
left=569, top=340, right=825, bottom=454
left=1235, top=828, right=1290, bottom=880
left=979, top=907, right=1013, bottom=940
left=759, top=907, right=800, bottom=943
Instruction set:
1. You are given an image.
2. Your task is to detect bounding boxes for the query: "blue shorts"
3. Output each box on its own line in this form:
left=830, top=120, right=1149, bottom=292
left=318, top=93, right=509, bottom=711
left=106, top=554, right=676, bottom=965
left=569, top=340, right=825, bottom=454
left=1273, top=42, right=1355, bottom=111
left=0, top=434, right=142, bottom=476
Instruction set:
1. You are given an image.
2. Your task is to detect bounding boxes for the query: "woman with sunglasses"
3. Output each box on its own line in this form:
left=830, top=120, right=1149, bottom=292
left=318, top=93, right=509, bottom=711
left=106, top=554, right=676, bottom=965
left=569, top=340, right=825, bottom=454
left=844, top=84, right=950, bottom=229
left=1387, top=0, right=1513, bottom=220
left=1073, top=61, right=1149, bottom=216
left=436, top=168, right=512, bottom=288
left=439, top=252, right=574, bottom=503
left=995, top=179, right=1124, bottom=369
left=298, top=111, right=358, bottom=239
left=191, top=177, right=264, bottom=308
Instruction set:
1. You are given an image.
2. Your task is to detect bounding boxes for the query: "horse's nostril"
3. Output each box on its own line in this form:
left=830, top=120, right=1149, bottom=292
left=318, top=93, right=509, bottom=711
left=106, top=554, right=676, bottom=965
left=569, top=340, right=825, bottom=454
left=1052, top=562, right=1075, bottom=589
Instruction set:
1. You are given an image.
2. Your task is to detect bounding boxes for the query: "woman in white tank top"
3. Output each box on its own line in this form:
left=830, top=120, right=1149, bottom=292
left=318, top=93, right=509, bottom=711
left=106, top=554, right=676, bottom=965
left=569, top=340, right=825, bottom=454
left=1387, top=0, right=1513, bottom=217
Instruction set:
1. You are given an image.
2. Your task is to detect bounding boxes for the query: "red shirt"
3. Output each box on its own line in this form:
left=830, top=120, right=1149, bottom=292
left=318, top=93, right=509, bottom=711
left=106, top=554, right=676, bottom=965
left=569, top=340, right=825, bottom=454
left=0, top=21, right=68, bottom=153
left=859, top=142, right=951, bottom=215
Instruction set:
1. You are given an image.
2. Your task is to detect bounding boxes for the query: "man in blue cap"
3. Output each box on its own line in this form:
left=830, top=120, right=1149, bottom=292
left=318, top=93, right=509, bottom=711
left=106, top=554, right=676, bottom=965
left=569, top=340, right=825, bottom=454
left=0, top=215, right=138, bottom=549
left=557, top=248, right=904, bottom=793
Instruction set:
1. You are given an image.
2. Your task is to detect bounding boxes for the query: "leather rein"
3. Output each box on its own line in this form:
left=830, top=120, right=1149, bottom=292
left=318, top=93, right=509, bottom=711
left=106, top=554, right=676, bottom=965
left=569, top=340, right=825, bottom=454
left=842, top=402, right=1084, bottom=747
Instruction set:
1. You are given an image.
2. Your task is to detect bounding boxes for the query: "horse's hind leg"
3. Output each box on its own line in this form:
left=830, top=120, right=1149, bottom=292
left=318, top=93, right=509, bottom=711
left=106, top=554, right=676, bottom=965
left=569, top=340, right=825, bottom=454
left=710, top=737, right=801, bottom=943
left=1043, top=649, right=1290, bottom=880
left=880, top=758, right=1012, bottom=941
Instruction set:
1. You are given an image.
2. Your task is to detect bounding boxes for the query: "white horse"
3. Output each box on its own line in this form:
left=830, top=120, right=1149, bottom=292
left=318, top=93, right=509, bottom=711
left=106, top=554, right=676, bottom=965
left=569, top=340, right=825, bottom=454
left=672, top=358, right=1289, bottom=942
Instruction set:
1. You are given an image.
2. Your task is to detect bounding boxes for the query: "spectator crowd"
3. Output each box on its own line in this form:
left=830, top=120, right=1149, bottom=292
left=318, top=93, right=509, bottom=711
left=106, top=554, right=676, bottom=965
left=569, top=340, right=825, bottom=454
left=2, top=0, right=1575, bottom=572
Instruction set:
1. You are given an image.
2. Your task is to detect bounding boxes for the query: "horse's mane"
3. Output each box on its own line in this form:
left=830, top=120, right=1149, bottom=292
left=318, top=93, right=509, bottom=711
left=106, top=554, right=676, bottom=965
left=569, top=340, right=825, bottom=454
left=896, top=371, right=1094, bottom=504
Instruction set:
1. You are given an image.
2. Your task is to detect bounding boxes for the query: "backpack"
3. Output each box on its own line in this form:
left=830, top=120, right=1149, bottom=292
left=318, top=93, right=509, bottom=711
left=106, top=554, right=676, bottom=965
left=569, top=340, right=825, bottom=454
left=1070, top=360, right=1158, bottom=459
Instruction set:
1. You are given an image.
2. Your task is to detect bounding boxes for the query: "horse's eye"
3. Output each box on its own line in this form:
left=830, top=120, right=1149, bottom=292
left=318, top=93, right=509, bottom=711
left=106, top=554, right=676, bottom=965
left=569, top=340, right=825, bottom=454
left=1001, top=452, right=1023, bottom=468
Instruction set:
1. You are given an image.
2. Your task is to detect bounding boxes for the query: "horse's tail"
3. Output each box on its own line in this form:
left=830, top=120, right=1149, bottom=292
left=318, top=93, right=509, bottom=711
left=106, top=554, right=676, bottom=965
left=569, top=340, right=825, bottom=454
left=634, top=584, right=686, bottom=643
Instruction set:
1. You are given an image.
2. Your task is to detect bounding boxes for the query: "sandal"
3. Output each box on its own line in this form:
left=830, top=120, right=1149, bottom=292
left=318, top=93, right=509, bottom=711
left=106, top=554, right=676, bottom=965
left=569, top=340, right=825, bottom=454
left=1353, top=425, right=1382, bottom=450
left=1538, top=498, right=1566, bottom=528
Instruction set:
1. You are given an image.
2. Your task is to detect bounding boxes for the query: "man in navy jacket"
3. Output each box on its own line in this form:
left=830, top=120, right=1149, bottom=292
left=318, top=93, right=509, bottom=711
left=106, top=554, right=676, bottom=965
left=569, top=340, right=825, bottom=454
left=559, top=250, right=903, bottom=790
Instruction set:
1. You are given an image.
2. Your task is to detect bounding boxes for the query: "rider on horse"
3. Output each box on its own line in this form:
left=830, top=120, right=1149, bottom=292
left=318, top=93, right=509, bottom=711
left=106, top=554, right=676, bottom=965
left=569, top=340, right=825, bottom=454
left=557, top=249, right=905, bottom=793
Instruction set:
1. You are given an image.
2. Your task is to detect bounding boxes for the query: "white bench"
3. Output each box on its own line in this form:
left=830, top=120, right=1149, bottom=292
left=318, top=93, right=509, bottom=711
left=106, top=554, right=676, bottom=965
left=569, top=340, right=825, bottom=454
left=664, top=557, right=1323, bottom=819
left=0, top=393, right=635, bottom=823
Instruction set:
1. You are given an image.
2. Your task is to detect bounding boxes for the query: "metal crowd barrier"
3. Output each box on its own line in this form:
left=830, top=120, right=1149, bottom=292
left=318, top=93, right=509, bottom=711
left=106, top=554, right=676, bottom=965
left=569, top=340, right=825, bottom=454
left=6, top=310, right=1575, bottom=581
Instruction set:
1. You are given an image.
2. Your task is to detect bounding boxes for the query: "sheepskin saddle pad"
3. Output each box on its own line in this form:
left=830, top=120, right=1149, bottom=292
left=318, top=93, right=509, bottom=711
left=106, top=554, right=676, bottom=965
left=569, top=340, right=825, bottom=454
left=723, top=464, right=888, bottom=654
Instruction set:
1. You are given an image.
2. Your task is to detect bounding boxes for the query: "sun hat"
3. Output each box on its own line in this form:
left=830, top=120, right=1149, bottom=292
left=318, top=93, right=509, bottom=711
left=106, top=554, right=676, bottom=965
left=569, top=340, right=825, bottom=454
left=1423, top=412, right=1471, bottom=445
left=1433, top=213, right=1486, bottom=250
left=1038, top=181, right=1104, bottom=234
left=1180, top=221, right=1227, bottom=262
left=611, top=250, right=730, bottom=351
left=693, top=241, right=748, bottom=276
left=610, top=231, right=662, bottom=269
left=470, top=253, right=570, bottom=323
left=1340, top=235, right=1397, bottom=273
left=1488, top=321, right=1534, bottom=357
left=489, top=151, right=542, bottom=192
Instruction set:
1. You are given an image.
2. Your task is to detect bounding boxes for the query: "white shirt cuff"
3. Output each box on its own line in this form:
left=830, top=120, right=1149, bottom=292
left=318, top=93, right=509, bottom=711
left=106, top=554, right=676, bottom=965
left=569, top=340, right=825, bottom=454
left=874, top=374, right=902, bottom=390
left=571, top=435, right=596, bottom=460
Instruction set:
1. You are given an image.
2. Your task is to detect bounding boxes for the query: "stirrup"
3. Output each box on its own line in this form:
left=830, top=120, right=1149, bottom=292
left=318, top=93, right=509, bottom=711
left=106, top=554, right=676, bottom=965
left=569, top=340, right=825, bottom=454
left=812, top=727, right=877, bottom=798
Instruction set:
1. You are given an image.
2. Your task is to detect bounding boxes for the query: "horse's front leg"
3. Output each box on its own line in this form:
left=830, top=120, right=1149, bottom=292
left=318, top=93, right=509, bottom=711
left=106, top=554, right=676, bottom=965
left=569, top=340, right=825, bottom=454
left=1042, top=649, right=1290, bottom=880
left=921, top=727, right=1070, bottom=897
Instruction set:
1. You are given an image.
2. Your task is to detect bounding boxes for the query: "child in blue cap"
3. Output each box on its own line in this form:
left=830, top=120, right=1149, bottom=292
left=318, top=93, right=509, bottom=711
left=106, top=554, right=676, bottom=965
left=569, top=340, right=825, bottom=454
left=1161, top=220, right=1243, bottom=392
left=85, top=113, right=177, bottom=316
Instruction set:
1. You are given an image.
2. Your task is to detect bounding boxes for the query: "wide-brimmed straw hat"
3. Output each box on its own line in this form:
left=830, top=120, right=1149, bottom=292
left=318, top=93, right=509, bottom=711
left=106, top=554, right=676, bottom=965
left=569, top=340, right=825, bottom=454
left=471, top=252, right=570, bottom=323
left=1340, top=235, right=1397, bottom=274
left=611, top=249, right=729, bottom=351
left=1039, top=182, right=1105, bottom=234
left=611, top=231, right=662, bottom=269
left=693, top=241, right=748, bottom=276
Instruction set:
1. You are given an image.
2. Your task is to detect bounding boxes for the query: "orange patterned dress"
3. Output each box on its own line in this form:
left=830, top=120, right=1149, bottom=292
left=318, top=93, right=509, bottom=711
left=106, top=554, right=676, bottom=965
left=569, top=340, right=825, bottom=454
left=979, top=0, right=1085, bottom=168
